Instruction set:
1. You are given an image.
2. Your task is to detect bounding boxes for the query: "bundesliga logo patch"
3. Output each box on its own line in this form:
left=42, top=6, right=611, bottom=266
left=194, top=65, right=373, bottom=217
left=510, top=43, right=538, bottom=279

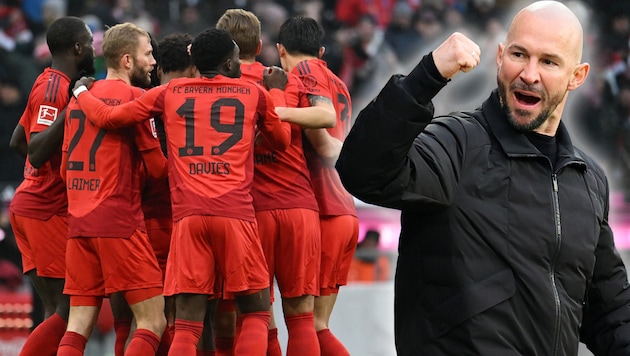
left=37, top=105, right=58, bottom=126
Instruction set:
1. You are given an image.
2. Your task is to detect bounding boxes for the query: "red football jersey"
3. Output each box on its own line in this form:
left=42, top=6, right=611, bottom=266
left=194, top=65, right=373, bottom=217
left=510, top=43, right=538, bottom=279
left=10, top=68, right=69, bottom=220
left=241, top=61, right=318, bottom=212
left=292, top=59, right=357, bottom=217
left=62, top=79, right=161, bottom=238
left=75, top=74, right=291, bottom=221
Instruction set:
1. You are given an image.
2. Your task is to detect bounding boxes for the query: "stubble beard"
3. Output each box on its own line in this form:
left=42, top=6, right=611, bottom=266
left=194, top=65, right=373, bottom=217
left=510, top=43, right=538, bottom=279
left=497, top=77, right=562, bottom=133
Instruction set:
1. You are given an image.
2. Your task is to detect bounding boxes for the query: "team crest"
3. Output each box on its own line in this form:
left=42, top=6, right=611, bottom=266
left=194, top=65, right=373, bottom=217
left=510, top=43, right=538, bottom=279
left=37, top=105, right=58, bottom=126
left=302, top=74, right=319, bottom=92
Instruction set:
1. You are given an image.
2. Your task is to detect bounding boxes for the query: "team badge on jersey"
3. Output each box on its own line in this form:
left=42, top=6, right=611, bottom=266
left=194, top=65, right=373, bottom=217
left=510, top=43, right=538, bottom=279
left=37, top=105, right=59, bottom=126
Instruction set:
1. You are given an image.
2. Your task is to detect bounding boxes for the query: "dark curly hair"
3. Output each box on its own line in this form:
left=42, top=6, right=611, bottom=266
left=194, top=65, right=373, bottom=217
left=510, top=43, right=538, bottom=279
left=157, top=33, right=194, bottom=74
left=190, top=28, right=235, bottom=73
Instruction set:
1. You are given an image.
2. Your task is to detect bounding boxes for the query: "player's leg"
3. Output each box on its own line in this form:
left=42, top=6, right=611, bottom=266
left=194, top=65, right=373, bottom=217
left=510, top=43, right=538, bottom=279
left=273, top=208, right=321, bottom=356
left=234, top=289, right=271, bottom=356
left=169, top=293, right=208, bottom=355
left=214, top=298, right=236, bottom=356
left=58, top=300, right=102, bottom=356
left=254, top=209, right=282, bottom=356
left=197, top=298, right=219, bottom=355
left=145, top=216, right=174, bottom=356
left=164, top=215, right=220, bottom=355
left=214, top=216, right=270, bottom=356
left=126, top=292, right=167, bottom=355
left=59, top=237, right=105, bottom=356
left=101, top=230, right=165, bottom=356
left=315, top=215, right=359, bottom=356
left=13, top=213, right=70, bottom=356
left=110, top=292, right=133, bottom=356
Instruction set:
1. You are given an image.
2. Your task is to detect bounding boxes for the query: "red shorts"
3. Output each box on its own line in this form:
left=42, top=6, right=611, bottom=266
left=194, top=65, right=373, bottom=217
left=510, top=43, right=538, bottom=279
left=145, top=217, right=172, bottom=279
left=319, top=215, right=359, bottom=294
left=64, top=229, right=163, bottom=297
left=256, top=208, right=320, bottom=300
left=164, top=215, right=269, bottom=297
left=10, top=212, right=68, bottom=278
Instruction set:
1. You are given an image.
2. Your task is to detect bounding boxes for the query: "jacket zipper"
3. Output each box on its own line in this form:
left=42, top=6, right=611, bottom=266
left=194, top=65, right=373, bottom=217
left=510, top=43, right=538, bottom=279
left=550, top=173, right=562, bottom=356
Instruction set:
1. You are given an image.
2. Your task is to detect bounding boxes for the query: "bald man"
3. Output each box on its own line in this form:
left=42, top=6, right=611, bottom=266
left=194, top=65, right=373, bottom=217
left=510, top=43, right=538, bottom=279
left=338, top=1, right=630, bottom=355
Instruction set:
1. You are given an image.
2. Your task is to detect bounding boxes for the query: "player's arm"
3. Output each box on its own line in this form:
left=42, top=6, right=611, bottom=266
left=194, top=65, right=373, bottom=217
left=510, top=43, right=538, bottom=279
left=275, top=94, right=336, bottom=128
left=60, top=113, right=72, bottom=182
left=257, top=88, right=291, bottom=151
left=9, top=123, right=28, bottom=158
left=141, top=147, right=168, bottom=180
left=28, top=108, right=67, bottom=168
left=73, top=80, right=166, bottom=129
left=134, top=119, right=168, bottom=180
left=304, top=128, right=343, bottom=167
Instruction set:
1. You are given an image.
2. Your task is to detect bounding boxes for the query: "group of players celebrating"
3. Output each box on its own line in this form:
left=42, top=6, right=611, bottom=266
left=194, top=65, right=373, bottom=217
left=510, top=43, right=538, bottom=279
left=10, top=8, right=357, bottom=356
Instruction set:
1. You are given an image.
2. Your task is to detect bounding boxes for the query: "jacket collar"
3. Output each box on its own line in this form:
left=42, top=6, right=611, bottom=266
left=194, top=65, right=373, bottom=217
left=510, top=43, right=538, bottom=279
left=479, top=90, right=586, bottom=168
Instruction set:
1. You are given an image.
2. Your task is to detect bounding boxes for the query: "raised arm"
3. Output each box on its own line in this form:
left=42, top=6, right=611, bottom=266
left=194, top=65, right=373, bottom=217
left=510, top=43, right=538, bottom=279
left=336, top=32, right=480, bottom=208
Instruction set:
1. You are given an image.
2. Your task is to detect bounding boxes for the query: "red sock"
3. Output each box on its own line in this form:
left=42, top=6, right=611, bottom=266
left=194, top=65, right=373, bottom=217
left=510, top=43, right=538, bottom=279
left=57, top=331, right=87, bottom=356
left=233, top=311, right=270, bottom=356
left=167, top=319, right=203, bottom=355
left=156, top=323, right=173, bottom=356
left=266, top=328, right=282, bottom=356
left=19, top=312, right=67, bottom=356
left=317, top=329, right=349, bottom=356
left=285, top=313, right=319, bottom=356
left=233, top=316, right=243, bottom=348
left=215, top=336, right=234, bottom=356
left=125, top=328, right=160, bottom=355
left=114, top=318, right=132, bottom=356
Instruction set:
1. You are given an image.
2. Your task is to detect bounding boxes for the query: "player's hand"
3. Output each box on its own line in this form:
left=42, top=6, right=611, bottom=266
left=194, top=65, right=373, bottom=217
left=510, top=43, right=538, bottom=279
left=263, top=66, right=288, bottom=91
left=68, top=71, right=88, bottom=102
left=432, top=32, right=481, bottom=80
left=73, top=76, right=96, bottom=92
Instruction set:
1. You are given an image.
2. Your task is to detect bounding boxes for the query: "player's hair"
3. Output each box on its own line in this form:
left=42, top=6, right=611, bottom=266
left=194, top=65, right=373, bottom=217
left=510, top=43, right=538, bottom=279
left=102, top=22, right=150, bottom=69
left=216, top=9, right=260, bottom=60
left=157, top=33, right=194, bottom=74
left=278, top=16, right=323, bottom=57
left=190, top=28, right=235, bottom=73
left=46, top=16, right=88, bottom=56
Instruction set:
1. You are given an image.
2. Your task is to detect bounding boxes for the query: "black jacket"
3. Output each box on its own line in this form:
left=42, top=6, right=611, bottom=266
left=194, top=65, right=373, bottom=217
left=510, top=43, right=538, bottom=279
left=336, top=55, right=630, bottom=355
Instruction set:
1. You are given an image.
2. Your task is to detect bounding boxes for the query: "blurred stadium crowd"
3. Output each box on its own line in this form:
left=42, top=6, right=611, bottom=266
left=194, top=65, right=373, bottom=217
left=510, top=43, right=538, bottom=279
left=1, top=0, right=630, bottom=300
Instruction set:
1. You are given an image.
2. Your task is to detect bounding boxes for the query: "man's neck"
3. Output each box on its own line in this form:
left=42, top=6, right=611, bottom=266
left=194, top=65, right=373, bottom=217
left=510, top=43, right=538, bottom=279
left=50, top=57, right=77, bottom=79
left=284, top=54, right=317, bottom=73
left=105, top=68, right=131, bottom=85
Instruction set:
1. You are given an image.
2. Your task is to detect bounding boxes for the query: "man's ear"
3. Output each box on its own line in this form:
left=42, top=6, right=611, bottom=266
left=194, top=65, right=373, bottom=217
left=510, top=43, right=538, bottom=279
left=318, top=46, right=325, bottom=59
left=121, top=54, right=133, bottom=69
left=256, top=39, right=262, bottom=56
left=276, top=43, right=285, bottom=58
left=74, top=42, right=82, bottom=56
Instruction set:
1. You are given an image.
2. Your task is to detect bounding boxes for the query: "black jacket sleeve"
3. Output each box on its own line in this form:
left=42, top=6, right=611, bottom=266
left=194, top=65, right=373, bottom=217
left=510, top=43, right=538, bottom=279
left=337, top=54, right=457, bottom=209
left=580, top=177, right=630, bottom=355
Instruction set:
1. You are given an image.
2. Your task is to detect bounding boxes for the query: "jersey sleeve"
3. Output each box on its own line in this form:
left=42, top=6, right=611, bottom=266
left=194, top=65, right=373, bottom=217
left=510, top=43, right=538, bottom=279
left=134, top=118, right=167, bottom=179
left=76, top=85, right=167, bottom=129
left=256, top=87, right=291, bottom=151
left=284, top=73, right=305, bottom=108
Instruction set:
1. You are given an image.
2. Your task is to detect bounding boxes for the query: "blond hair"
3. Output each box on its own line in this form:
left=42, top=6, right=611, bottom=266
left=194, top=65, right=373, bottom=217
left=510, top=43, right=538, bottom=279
left=216, top=9, right=261, bottom=59
left=102, top=22, right=150, bottom=69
